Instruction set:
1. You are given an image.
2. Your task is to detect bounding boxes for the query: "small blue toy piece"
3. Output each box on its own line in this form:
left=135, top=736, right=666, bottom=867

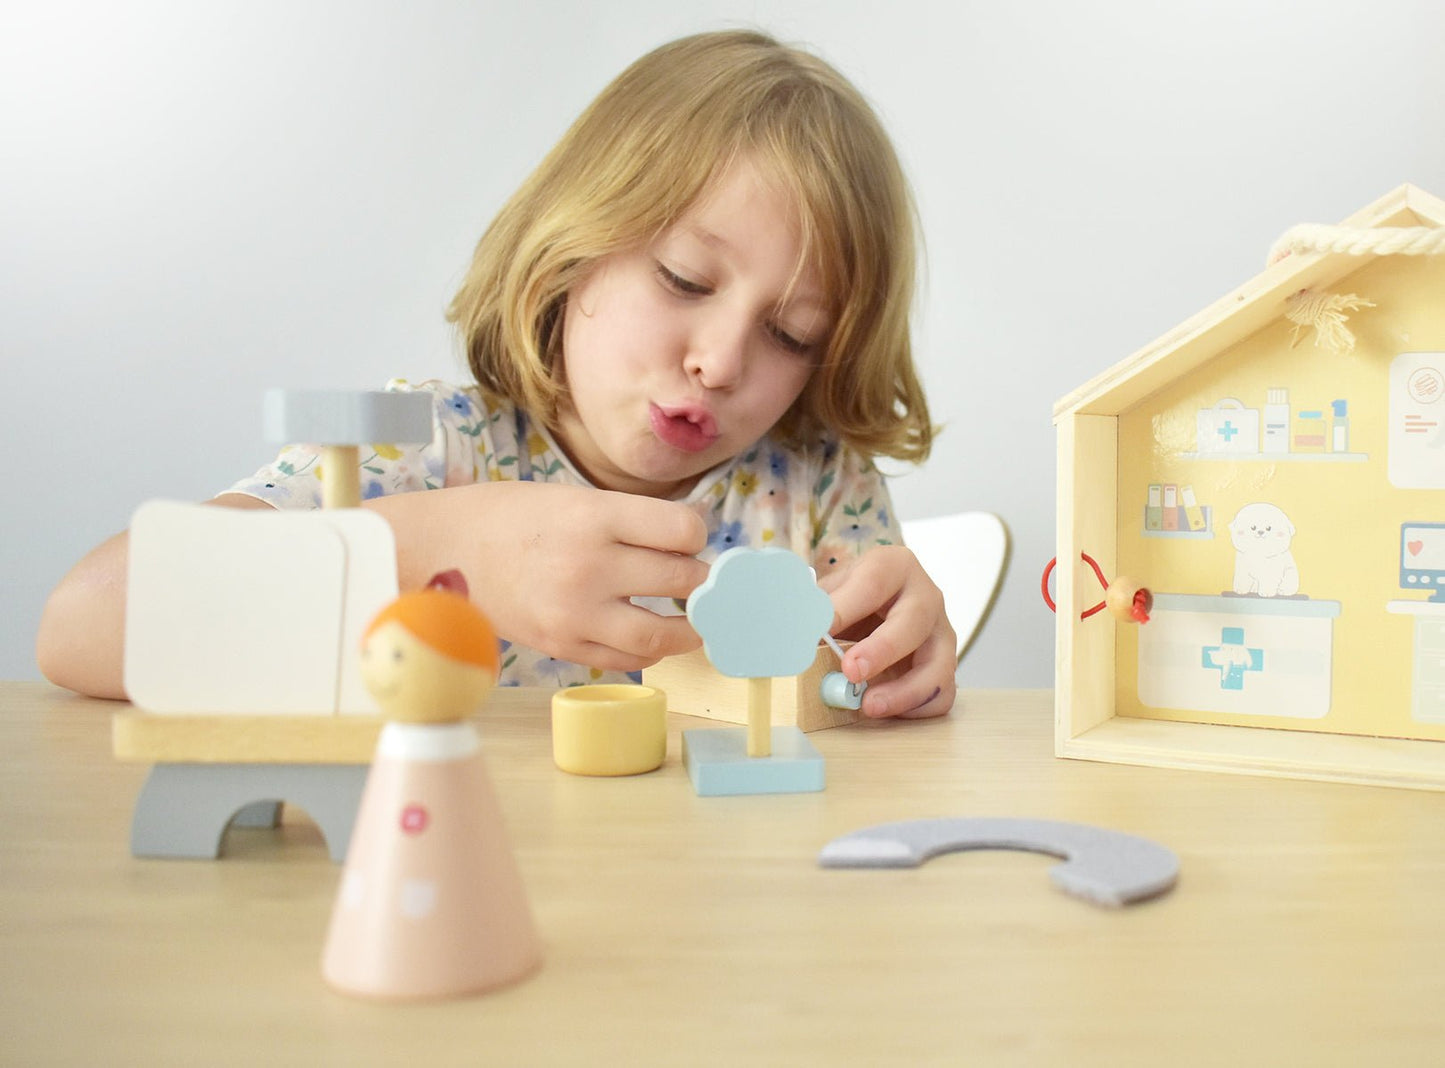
left=819, top=670, right=865, bottom=710
left=686, top=547, right=835, bottom=678
left=818, top=632, right=867, bottom=710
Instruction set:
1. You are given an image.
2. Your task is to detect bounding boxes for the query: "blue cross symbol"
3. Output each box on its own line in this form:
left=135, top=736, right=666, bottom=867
left=1201, top=626, right=1264, bottom=690
left=1215, top=420, right=1238, bottom=445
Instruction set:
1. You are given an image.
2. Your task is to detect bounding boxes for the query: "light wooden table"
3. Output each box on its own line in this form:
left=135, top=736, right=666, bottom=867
left=3, top=681, right=1443, bottom=1064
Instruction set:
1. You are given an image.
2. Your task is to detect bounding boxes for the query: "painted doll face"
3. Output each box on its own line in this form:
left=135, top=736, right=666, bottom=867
left=554, top=156, right=829, bottom=499
left=361, top=621, right=494, bottom=723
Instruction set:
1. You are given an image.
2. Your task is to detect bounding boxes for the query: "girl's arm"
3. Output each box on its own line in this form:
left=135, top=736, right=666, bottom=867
left=35, top=493, right=274, bottom=699
left=38, top=482, right=711, bottom=700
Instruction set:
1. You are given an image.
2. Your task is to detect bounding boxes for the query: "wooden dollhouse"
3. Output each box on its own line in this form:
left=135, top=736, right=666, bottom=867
left=1054, top=183, right=1445, bottom=791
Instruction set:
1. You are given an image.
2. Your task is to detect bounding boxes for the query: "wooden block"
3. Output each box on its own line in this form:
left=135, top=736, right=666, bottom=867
left=643, top=643, right=863, bottom=732
left=130, top=762, right=369, bottom=860
left=113, top=711, right=383, bottom=764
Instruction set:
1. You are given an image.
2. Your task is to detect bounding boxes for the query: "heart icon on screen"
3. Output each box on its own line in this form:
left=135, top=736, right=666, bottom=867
left=1408, top=539, right=1424, bottom=557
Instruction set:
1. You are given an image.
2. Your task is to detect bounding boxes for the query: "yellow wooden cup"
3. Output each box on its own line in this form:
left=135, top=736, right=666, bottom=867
left=551, top=684, right=667, bottom=776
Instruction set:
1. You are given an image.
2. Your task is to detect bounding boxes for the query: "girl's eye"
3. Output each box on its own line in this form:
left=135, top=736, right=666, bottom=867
left=655, top=263, right=711, bottom=296
left=766, top=322, right=815, bottom=357
left=656, top=260, right=819, bottom=356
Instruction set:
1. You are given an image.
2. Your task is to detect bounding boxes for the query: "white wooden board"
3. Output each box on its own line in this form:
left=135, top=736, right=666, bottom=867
left=124, top=501, right=397, bottom=715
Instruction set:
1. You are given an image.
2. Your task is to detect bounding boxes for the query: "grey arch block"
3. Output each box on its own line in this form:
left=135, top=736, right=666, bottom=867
left=130, top=763, right=369, bottom=863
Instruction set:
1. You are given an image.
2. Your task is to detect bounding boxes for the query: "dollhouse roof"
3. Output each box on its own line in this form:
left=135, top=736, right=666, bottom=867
left=1053, top=183, right=1445, bottom=420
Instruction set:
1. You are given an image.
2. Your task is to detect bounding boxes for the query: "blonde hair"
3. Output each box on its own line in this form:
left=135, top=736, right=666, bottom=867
left=447, top=29, right=932, bottom=463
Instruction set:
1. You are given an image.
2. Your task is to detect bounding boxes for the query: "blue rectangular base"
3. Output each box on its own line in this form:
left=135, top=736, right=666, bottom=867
left=681, top=726, right=825, bottom=796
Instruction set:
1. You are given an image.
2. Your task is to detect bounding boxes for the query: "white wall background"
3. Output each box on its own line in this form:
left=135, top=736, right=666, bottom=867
left=4, top=0, right=1443, bottom=688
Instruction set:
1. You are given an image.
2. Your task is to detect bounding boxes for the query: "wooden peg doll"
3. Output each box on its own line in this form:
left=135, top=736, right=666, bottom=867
left=322, top=573, right=542, bottom=1000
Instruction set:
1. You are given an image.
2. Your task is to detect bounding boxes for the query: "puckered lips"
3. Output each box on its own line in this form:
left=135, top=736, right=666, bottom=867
left=649, top=401, right=720, bottom=453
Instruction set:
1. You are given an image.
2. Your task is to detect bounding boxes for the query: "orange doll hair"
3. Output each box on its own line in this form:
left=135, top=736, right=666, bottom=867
left=365, top=589, right=501, bottom=675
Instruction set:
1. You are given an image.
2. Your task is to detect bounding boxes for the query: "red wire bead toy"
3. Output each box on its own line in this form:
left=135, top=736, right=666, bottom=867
left=1041, top=553, right=1151, bottom=624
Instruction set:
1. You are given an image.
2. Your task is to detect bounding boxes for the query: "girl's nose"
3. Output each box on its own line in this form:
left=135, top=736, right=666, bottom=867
left=684, top=313, right=748, bottom=390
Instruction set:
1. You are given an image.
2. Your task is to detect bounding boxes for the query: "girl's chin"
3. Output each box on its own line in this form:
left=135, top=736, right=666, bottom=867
left=556, top=416, right=727, bottom=495
left=607, top=448, right=723, bottom=497
left=616, top=465, right=707, bottom=498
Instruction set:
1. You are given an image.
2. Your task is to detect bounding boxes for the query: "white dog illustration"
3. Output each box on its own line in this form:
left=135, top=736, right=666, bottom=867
left=1229, top=502, right=1299, bottom=597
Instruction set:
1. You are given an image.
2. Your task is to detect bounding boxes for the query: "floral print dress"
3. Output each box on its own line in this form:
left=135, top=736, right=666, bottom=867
left=227, top=379, right=899, bottom=687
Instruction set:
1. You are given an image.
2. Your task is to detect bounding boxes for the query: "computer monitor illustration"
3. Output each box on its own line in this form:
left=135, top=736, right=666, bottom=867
left=1401, top=522, right=1445, bottom=602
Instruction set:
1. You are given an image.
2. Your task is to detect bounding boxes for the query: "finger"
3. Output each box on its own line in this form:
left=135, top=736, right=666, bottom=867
left=603, top=493, right=708, bottom=555
left=569, top=643, right=654, bottom=674
left=822, top=546, right=922, bottom=636
left=575, top=607, right=703, bottom=671
left=840, top=582, right=943, bottom=683
left=897, top=688, right=955, bottom=718
left=858, top=635, right=957, bottom=719
left=609, top=544, right=712, bottom=602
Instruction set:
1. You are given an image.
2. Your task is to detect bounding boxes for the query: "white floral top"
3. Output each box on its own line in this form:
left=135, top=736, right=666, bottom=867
left=228, top=379, right=899, bottom=687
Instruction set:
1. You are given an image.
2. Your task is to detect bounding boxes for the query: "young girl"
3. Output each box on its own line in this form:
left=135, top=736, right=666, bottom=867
left=37, top=29, right=957, bottom=719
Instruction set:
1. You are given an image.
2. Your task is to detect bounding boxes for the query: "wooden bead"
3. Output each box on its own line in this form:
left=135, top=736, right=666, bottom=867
left=1105, top=578, right=1152, bottom=624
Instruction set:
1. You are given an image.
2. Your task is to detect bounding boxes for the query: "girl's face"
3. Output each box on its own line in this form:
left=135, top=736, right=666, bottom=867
left=555, top=157, right=828, bottom=498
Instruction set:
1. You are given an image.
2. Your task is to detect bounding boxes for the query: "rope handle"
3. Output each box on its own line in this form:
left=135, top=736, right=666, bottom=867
left=1265, top=220, right=1445, bottom=355
left=1268, top=223, right=1445, bottom=266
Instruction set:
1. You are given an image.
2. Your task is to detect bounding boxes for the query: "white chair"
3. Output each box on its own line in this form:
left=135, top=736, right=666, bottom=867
left=900, top=512, right=1010, bottom=664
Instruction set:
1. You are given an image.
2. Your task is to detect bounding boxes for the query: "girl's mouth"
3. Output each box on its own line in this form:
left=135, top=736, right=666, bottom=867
left=649, top=402, right=719, bottom=453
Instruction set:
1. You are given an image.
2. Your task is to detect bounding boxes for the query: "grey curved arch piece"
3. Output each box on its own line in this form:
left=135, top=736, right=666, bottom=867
left=130, top=762, right=368, bottom=862
left=818, top=817, right=1179, bottom=908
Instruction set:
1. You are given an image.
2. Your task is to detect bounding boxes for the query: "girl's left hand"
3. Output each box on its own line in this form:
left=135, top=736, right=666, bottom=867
left=817, top=545, right=957, bottom=719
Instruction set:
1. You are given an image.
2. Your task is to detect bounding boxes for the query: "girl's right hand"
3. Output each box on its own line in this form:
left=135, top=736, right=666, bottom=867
left=369, top=481, right=709, bottom=673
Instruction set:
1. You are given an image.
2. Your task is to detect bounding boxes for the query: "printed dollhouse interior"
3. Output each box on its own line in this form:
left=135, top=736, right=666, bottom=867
left=1114, top=250, right=1445, bottom=744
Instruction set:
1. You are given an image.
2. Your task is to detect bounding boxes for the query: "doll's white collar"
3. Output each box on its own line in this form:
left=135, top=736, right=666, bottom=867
left=377, top=721, right=479, bottom=761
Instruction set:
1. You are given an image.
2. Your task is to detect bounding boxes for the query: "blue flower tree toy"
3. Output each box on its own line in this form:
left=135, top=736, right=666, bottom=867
left=683, top=547, right=859, bottom=796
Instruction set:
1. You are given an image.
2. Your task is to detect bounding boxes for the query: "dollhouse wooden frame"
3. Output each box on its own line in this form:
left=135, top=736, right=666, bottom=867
left=1053, top=183, right=1445, bottom=791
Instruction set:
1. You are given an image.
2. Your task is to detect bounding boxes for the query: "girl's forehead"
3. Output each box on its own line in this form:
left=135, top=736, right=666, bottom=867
left=668, top=157, right=780, bottom=222
left=659, top=158, right=831, bottom=302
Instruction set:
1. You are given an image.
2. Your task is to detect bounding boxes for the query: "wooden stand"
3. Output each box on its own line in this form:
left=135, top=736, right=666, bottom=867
left=113, top=711, right=382, bottom=861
